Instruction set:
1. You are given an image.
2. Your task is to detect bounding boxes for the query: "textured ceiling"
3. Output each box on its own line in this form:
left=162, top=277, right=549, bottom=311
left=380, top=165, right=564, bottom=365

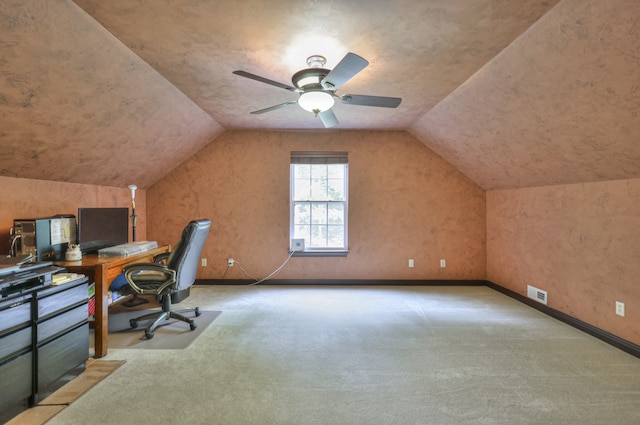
left=1, top=0, right=639, bottom=190
left=412, top=0, right=640, bottom=189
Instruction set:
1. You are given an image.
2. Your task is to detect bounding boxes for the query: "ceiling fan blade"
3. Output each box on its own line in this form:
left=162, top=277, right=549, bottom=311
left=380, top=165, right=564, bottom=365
left=340, top=94, right=402, bottom=108
left=318, top=109, right=339, bottom=128
left=250, top=101, right=297, bottom=114
left=233, top=70, right=298, bottom=92
left=321, top=52, right=368, bottom=90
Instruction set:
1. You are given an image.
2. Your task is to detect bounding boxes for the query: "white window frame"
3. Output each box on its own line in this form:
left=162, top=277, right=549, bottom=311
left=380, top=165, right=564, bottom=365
left=290, top=151, right=348, bottom=255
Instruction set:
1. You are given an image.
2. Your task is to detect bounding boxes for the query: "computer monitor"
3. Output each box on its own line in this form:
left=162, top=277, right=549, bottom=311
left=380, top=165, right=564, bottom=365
left=77, top=208, right=129, bottom=254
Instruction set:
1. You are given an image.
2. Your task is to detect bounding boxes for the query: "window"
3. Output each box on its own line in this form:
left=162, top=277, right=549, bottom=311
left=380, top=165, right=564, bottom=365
left=290, top=151, right=348, bottom=254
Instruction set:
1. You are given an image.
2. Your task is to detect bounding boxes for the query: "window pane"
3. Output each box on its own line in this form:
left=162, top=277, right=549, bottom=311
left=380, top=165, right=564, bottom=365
left=294, top=180, right=311, bottom=200
left=295, top=164, right=311, bottom=179
left=310, top=178, right=327, bottom=200
left=294, top=203, right=311, bottom=224
left=311, top=164, right=327, bottom=180
left=294, top=225, right=310, bottom=243
left=327, top=202, right=344, bottom=224
left=327, top=164, right=344, bottom=179
left=311, top=203, right=327, bottom=224
left=327, top=225, right=344, bottom=247
left=327, top=179, right=344, bottom=200
left=309, top=225, right=327, bottom=247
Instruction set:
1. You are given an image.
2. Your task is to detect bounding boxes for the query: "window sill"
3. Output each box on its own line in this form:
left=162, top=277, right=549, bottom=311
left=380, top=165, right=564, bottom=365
left=291, top=250, right=349, bottom=257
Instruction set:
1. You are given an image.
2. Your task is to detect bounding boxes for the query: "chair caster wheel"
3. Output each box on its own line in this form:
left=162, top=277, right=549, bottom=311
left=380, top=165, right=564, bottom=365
left=195, top=307, right=201, bottom=317
left=145, top=330, right=154, bottom=339
left=130, top=320, right=138, bottom=328
left=190, top=322, right=197, bottom=331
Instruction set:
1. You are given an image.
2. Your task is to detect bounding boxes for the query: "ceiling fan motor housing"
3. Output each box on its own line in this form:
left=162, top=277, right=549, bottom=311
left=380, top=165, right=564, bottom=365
left=292, top=68, right=331, bottom=91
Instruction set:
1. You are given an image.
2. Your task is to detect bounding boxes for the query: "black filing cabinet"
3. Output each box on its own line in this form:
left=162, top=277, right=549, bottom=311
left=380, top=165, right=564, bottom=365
left=35, top=279, right=89, bottom=401
left=0, top=292, right=33, bottom=422
left=0, top=275, right=89, bottom=423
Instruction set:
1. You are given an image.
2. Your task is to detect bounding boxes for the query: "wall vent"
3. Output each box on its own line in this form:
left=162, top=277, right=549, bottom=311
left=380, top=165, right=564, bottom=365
left=527, top=285, right=548, bottom=305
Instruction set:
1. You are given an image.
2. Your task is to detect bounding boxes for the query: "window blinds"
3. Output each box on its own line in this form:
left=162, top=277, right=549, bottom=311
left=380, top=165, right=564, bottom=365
left=290, top=151, right=348, bottom=164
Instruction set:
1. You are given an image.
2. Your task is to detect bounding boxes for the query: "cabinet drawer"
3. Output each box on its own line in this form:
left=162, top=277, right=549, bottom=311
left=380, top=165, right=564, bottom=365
left=38, top=303, right=88, bottom=344
left=38, top=281, right=88, bottom=319
left=0, top=297, right=31, bottom=334
left=0, top=350, right=33, bottom=422
left=0, top=326, right=31, bottom=362
left=37, top=324, right=88, bottom=393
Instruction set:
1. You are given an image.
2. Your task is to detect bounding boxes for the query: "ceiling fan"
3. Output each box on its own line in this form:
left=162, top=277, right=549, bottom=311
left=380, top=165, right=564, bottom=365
left=233, top=52, right=402, bottom=128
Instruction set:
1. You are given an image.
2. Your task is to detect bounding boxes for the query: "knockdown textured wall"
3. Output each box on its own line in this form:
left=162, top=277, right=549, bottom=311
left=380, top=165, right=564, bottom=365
left=487, top=178, right=640, bottom=345
left=147, top=130, right=486, bottom=281
left=0, top=176, right=145, bottom=254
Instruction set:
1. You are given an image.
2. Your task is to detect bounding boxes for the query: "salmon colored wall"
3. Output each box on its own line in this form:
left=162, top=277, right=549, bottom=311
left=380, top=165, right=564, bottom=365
left=487, top=178, right=640, bottom=345
left=0, top=176, right=145, bottom=255
left=147, top=130, right=486, bottom=281
left=4, top=133, right=638, bottom=347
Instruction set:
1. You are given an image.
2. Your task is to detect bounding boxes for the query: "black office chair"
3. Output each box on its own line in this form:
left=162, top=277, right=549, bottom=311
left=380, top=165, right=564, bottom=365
left=121, top=219, right=211, bottom=339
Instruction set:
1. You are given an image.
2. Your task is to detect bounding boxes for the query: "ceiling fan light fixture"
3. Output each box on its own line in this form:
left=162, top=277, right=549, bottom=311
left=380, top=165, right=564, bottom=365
left=298, top=91, right=334, bottom=114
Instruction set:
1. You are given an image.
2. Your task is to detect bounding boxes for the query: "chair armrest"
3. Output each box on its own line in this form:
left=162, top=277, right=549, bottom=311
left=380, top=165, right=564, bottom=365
left=124, top=262, right=167, bottom=274
left=123, top=262, right=176, bottom=295
left=153, top=252, right=171, bottom=264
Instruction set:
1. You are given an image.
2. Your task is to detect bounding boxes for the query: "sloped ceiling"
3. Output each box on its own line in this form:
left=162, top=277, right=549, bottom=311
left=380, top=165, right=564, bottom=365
left=1, top=0, right=638, bottom=190
left=412, top=0, right=640, bottom=189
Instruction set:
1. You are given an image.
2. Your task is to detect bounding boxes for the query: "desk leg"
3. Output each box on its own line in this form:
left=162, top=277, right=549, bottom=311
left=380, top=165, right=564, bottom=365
left=94, top=264, right=109, bottom=358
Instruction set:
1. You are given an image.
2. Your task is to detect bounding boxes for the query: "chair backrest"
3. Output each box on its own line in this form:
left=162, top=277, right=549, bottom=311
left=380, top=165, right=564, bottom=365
left=166, top=219, right=211, bottom=291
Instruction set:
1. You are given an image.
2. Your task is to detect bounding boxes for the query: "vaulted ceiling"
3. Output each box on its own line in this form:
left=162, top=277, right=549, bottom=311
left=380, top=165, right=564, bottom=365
left=1, top=0, right=639, bottom=190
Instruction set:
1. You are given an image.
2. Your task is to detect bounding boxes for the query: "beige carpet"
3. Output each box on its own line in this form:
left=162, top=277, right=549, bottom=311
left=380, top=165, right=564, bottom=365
left=91, top=299, right=221, bottom=350
left=48, top=285, right=640, bottom=425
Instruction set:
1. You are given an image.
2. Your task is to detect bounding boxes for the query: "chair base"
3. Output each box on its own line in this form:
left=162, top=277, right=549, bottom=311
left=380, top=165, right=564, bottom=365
left=129, top=294, right=201, bottom=339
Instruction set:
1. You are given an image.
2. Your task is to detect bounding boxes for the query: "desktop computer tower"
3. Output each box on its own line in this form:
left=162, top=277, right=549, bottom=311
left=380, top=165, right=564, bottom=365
left=13, top=216, right=76, bottom=261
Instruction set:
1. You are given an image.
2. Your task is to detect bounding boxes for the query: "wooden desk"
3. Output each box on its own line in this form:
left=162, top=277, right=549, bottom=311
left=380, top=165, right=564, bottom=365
left=55, top=245, right=170, bottom=358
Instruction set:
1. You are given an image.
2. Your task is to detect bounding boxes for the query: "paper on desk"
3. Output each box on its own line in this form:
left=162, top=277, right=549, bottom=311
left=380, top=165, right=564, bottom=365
left=52, top=272, right=84, bottom=285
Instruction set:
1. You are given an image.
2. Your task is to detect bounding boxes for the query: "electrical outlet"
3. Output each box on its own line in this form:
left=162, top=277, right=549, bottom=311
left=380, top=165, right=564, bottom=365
left=616, top=301, right=625, bottom=317
left=408, top=259, right=414, bottom=268
left=227, top=258, right=235, bottom=267
left=201, top=258, right=207, bottom=267
left=440, top=259, right=446, bottom=268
